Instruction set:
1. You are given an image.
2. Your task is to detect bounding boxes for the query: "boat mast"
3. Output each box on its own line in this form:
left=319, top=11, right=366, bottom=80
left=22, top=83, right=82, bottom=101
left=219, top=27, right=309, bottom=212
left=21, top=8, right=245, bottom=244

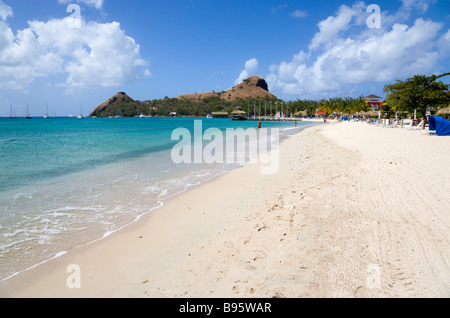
left=26, top=103, right=32, bottom=119
left=259, top=101, right=261, bottom=120
left=44, top=103, right=49, bottom=118
left=9, top=104, right=16, bottom=118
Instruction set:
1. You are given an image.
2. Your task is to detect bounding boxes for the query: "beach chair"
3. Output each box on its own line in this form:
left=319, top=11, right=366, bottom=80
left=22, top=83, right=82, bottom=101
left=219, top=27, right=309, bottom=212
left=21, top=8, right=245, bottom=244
left=406, top=120, right=420, bottom=130
left=412, top=120, right=425, bottom=130
left=391, top=120, right=401, bottom=128
left=403, top=121, right=414, bottom=129
left=384, top=120, right=399, bottom=128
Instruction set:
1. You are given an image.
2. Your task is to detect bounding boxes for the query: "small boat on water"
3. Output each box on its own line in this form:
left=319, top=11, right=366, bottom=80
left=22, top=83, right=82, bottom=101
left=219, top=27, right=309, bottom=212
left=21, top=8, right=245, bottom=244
left=115, top=106, right=122, bottom=118
left=9, top=105, right=16, bottom=119
left=44, top=104, right=50, bottom=118
left=25, top=104, right=32, bottom=119
left=206, top=114, right=213, bottom=119
left=77, top=103, right=85, bottom=118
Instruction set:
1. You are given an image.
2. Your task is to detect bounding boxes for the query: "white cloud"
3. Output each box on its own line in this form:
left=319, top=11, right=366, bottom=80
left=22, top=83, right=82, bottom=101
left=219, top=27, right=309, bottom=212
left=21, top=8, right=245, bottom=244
left=58, top=0, right=104, bottom=9
left=400, top=0, right=437, bottom=12
left=437, top=29, right=450, bottom=57
left=0, top=6, right=150, bottom=91
left=267, top=2, right=446, bottom=99
left=290, top=10, right=308, bottom=19
left=309, top=2, right=366, bottom=51
left=235, top=58, right=258, bottom=85
left=271, top=4, right=287, bottom=14
left=0, top=0, right=12, bottom=21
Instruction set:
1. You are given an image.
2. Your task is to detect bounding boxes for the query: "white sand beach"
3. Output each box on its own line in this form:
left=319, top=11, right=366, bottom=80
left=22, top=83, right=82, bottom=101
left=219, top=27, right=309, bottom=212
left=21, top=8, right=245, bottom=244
left=1, top=121, right=449, bottom=298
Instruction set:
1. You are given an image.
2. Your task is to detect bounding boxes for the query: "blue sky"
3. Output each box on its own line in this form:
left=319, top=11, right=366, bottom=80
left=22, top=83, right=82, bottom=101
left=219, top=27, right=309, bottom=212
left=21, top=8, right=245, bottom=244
left=0, top=0, right=449, bottom=116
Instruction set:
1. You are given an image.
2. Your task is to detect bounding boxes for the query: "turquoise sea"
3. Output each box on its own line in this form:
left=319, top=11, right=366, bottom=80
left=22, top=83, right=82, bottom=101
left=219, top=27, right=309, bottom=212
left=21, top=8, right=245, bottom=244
left=0, top=117, right=315, bottom=281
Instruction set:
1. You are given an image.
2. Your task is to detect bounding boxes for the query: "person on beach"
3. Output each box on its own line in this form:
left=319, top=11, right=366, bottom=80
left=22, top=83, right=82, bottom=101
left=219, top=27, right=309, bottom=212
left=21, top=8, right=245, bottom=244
left=258, top=121, right=262, bottom=130
left=295, top=120, right=297, bottom=127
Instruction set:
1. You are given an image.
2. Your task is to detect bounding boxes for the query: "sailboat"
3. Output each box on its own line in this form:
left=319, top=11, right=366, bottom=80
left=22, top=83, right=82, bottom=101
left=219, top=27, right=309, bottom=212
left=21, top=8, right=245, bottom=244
left=9, top=104, right=16, bottom=119
left=44, top=104, right=50, bottom=119
left=115, top=105, right=122, bottom=118
left=77, top=103, right=85, bottom=119
left=25, top=104, right=32, bottom=119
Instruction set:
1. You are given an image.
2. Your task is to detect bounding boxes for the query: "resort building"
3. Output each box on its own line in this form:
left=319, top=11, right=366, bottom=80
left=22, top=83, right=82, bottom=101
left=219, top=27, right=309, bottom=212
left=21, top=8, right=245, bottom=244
left=365, top=94, right=383, bottom=111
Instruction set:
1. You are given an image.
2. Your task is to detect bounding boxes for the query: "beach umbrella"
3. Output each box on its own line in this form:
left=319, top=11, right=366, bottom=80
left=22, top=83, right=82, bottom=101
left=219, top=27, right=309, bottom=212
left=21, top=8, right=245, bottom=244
left=356, top=111, right=367, bottom=117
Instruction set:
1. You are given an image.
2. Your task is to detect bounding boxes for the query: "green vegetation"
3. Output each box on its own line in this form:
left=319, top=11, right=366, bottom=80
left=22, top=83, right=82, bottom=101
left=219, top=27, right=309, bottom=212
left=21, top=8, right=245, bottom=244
left=91, top=96, right=282, bottom=117
left=287, top=96, right=367, bottom=117
left=92, top=94, right=369, bottom=118
left=92, top=72, right=449, bottom=118
left=383, top=72, right=450, bottom=119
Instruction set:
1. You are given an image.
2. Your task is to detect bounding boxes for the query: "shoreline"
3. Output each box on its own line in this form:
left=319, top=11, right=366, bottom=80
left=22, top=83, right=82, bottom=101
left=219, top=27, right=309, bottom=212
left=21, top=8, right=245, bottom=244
left=0, top=121, right=313, bottom=287
left=1, top=121, right=449, bottom=297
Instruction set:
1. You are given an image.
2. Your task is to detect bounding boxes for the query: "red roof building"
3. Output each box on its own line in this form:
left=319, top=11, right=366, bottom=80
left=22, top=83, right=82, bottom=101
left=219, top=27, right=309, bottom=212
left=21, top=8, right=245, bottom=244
left=365, top=94, right=383, bottom=111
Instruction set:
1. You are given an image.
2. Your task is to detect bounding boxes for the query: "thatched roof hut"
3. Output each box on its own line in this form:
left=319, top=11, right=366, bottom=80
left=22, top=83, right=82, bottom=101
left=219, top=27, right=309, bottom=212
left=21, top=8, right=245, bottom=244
left=437, top=107, right=450, bottom=119
left=230, top=110, right=247, bottom=120
left=211, top=112, right=229, bottom=118
left=366, top=111, right=379, bottom=117
left=437, top=107, right=450, bottom=115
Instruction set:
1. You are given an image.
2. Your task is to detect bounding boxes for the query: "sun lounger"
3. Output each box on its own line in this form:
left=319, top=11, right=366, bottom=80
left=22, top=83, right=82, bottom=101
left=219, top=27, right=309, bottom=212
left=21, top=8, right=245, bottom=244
left=412, top=120, right=425, bottom=130
left=384, top=120, right=399, bottom=128
left=403, top=121, right=414, bottom=129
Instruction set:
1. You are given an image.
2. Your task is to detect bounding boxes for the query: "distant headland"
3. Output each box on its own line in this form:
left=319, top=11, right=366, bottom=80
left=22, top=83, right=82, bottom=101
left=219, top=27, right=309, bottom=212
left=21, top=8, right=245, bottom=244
left=176, top=76, right=275, bottom=101
left=89, top=76, right=279, bottom=118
